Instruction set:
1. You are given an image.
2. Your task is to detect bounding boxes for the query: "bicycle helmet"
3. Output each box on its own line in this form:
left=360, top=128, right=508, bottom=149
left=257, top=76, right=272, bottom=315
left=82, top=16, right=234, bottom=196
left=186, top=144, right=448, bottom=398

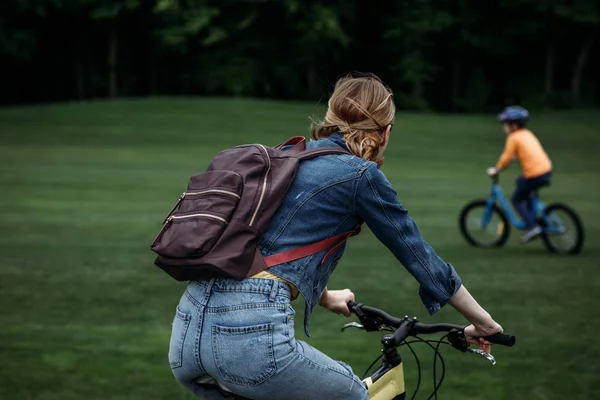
left=497, top=106, right=529, bottom=124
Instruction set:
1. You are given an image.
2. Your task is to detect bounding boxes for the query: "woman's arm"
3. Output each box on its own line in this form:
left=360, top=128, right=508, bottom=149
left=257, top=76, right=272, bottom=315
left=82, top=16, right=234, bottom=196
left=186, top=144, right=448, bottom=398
left=449, top=285, right=496, bottom=330
left=354, top=163, right=461, bottom=315
left=354, top=163, right=502, bottom=348
left=449, top=285, right=502, bottom=332
left=449, top=285, right=503, bottom=351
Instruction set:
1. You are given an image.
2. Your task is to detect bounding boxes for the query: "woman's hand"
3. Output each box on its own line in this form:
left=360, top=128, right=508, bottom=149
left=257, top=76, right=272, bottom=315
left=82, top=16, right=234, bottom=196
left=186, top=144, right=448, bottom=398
left=319, top=288, right=355, bottom=317
left=448, top=285, right=503, bottom=354
left=464, top=322, right=503, bottom=354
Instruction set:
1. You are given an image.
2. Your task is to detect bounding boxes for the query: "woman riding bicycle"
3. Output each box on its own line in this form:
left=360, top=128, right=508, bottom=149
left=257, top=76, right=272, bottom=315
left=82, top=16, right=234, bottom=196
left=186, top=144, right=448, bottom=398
left=169, top=73, right=504, bottom=400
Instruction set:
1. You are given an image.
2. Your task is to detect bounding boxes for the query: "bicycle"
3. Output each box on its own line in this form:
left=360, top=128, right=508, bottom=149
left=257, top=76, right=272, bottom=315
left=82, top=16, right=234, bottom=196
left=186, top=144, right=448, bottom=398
left=343, top=301, right=515, bottom=399
left=198, top=301, right=516, bottom=399
left=459, top=174, right=584, bottom=254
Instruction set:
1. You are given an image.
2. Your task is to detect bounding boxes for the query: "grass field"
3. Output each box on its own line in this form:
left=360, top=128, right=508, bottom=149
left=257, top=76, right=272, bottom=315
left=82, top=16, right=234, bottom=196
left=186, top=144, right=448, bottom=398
left=1, top=98, right=599, bottom=400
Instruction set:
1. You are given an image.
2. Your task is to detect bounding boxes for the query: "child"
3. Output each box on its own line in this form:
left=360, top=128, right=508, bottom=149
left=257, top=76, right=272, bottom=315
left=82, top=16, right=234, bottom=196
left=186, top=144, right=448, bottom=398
left=487, top=106, right=552, bottom=243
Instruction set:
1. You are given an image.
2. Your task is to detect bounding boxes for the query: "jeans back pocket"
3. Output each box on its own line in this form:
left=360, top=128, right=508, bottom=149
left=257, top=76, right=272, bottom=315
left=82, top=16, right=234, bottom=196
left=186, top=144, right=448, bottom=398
left=212, top=323, right=276, bottom=386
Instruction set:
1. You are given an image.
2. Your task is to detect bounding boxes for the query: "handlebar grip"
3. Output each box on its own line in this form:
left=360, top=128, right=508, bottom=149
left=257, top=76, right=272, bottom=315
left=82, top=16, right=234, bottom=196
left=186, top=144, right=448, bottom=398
left=484, top=332, right=516, bottom=347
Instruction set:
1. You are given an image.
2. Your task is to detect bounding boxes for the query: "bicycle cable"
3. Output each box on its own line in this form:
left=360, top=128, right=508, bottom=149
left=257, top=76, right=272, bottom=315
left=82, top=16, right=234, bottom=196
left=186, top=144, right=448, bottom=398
left=429, top=334, right=450, bottom=400
left=361, top=353, right=383, bottom=379
left=361, top=330, right=455, bottom=399
left=361, top=327, right=394, bottom=379
left=398, top=336, right=450, bottom=400
left=399, top=337, right=450, bottom=400
left=402, top=340, right=421, bottom=400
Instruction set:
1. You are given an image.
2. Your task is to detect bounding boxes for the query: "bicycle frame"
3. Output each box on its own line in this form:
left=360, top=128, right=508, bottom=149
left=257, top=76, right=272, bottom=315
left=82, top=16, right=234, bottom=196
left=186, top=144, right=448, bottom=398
left=364, top=362, right=406, bottom=399
left=482, top=181, right=530, bottom=230
left=481, top=178, right=562, bottom=234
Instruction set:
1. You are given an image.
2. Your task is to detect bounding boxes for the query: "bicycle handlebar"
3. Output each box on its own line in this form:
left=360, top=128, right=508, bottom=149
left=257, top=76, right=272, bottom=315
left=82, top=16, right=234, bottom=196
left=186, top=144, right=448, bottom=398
left=348, top=301, right=516, bottom=347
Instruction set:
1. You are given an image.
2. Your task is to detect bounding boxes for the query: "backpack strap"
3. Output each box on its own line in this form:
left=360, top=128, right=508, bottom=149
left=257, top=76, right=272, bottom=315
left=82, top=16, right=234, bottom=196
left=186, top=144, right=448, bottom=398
left=275, top=136, right=306, bottom=150
left=276, top=136, right=306, bottom=153
left=263, top=227, right=360, bottom=268
left=255, top=138, right=355, bottom=270
left=276, top=136, right=351, bottom=159
left=296, top=146, right=351, bottom=160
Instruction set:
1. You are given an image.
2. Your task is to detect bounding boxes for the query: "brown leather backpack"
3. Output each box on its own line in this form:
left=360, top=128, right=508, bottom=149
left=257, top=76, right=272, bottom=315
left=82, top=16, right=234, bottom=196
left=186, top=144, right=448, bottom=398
left=151, top=136, right=360, bottom=281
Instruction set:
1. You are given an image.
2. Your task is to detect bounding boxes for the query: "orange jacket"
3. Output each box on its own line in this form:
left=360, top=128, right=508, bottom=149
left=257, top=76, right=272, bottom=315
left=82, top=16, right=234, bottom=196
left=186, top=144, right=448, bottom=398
left=496, top=129, right=552, bottom=178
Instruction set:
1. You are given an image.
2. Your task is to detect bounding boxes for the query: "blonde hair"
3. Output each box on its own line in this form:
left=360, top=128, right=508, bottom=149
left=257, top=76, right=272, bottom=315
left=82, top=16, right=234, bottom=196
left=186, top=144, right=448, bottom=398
left=311, top=73, right=396, bottom=166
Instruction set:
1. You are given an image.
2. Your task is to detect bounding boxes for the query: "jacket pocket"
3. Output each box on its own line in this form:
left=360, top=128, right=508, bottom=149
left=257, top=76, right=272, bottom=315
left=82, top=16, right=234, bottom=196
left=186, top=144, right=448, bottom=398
left=212, top=323, right=276, bottom=386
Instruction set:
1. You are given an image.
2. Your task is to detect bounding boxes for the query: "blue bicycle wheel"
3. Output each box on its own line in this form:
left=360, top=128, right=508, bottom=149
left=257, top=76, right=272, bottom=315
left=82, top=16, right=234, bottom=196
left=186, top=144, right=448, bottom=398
left=459, top=200, right=510, bottom=247
left=540, top=203, right=584, bottom=254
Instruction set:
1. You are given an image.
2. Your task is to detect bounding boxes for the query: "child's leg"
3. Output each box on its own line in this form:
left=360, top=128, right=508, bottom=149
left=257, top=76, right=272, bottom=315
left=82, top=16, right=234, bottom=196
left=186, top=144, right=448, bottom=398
left=511, top=176, right=536, bottom=229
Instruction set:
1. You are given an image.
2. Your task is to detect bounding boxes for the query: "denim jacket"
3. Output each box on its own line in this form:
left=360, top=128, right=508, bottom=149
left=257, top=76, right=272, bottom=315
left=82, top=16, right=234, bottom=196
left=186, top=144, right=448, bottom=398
left=259, top=133, right=462, bottom=336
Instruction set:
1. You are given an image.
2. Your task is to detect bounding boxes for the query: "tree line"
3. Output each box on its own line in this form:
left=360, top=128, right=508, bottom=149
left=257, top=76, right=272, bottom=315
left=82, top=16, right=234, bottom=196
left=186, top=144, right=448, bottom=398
left=1, top=0, right=599, bottom=111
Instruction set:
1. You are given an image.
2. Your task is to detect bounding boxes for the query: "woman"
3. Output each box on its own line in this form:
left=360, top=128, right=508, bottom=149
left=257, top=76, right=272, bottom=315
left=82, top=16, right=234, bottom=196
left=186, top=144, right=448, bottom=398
left=168, top=73, right=503, bottom=400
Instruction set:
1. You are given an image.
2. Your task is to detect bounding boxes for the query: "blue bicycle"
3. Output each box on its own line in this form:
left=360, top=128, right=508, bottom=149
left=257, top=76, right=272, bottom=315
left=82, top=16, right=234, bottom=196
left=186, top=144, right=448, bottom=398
left=459, top=174, right=584, bottom=254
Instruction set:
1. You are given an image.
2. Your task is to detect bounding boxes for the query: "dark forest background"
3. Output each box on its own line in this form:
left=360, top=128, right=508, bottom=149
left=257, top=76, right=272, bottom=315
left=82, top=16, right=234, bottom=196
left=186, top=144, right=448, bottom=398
left=2, top=0, right=599, bottom=111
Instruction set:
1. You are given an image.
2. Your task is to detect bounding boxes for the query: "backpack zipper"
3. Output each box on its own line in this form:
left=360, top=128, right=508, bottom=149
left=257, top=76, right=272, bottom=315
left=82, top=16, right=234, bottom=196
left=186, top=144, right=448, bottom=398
left=162, top=190, right=240, bottom=224
left=249, top=144, right=271, bottom=226
left=152, top=212, right=227, bottom=247
left=171, top=213, right=228, bottom=224
left=163, top=193, right=186, bottom=224
left=186, top=189, right=240, bottom=199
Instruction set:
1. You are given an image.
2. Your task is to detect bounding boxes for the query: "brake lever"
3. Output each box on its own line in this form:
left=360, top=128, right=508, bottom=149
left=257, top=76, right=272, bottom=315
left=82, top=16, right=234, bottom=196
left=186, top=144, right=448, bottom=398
left=351, top=308, right=385, bottom=332
left=468, top=348, right=497, bottom=365
left=447, top=329, right=469, bottom=352
left=341, top=322, right=365, bottom=332
left=448, top=329, right=497, bottom=365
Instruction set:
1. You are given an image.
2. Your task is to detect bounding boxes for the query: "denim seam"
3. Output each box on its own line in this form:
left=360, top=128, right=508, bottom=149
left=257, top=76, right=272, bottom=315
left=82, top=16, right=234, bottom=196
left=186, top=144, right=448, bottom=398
left=208, top=288, right=289, bottom=295
left=194, top=312, right=204, bottom=372
left=363, top=168, right=448, bottom=297
left=185, top=290, right=201, bottom=308
left=351, top=163, right=371, bottom=213
left=170, top=308, right=191, bottom=369
left=351, top=173, right=360, bottom=215
left=194, top=279, right=215, bottom=374
left=206, top=303, right=286, bottom=313
left=333, top=155, right=367, bottom=169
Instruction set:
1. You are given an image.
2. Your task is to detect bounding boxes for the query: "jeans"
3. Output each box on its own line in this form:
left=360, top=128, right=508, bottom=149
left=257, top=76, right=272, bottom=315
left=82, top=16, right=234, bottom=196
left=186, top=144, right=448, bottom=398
left=511, top=171, right=552, bottom=229
left=169, top=278, right=368, bottom=400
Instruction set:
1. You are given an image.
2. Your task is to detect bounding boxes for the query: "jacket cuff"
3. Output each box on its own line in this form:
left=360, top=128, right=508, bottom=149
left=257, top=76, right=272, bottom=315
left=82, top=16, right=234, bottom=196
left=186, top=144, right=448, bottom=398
left=419, top=264, right=462, bottom=316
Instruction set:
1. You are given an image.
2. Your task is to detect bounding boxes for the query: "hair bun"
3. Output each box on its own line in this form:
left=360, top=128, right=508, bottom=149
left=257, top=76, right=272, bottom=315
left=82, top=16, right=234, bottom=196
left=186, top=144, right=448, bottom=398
left=310, top=73, right=395, bottom=166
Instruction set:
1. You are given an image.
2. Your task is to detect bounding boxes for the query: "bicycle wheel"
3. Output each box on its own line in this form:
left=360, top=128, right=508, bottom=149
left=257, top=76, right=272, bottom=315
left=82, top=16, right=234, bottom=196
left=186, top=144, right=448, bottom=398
left=540, top=203, right=584, bottom=254
left=459, top=200, right=510, bottom=247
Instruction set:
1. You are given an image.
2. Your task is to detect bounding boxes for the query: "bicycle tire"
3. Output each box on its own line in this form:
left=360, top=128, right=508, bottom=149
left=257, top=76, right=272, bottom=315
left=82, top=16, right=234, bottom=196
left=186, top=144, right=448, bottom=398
left=540, top=203, right=584, bottom=254
left=459, top=199, right=510, bottom=247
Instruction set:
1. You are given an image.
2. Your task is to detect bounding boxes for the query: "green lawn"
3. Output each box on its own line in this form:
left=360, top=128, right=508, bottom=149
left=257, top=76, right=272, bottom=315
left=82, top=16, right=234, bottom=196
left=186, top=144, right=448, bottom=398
left=1, top=98, right=599, bottom=400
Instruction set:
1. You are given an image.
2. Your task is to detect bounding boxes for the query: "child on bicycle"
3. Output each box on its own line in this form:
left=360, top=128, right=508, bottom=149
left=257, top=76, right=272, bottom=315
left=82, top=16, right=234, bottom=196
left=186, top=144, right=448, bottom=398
left=487, top=106, right=552, bottom=243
